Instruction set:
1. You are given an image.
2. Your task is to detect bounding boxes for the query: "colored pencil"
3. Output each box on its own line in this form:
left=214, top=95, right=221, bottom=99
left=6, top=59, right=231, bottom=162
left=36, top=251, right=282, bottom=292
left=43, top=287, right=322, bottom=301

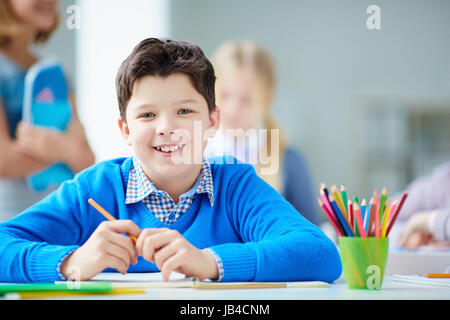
left=317, top=197, right=344, bottom=237
left=348, top=199, right=354, bottom=230
left=353, top=202, right=367, bottom=237
left=320, top=183, right=330, bottom=198
left=379, top=187, right=388, bottom=224
left=421, top=273, right=450, bottom=278
left=340, top=185, right=348, bottom=212
left=15, top=288, right=146, bottom=299
left=360, top=199, right=367, bottom=221
left=386, top=193, right=408, bottom=236
left=88, top=198, right=138, bottom=243
left=329, top=194, right=354, bottom=237
left=364, top=198, right=373, bottom=235
left=331, top=185, right=347, bottom=220
left=374, top=199, right=380, bottom=237
left=390, top=200, right=398, bottom=225
left=381, top=198, right=391, bottom=237
left=373, top=188, right=380, bottom=222
left=320, top=187, right=334, bottom=218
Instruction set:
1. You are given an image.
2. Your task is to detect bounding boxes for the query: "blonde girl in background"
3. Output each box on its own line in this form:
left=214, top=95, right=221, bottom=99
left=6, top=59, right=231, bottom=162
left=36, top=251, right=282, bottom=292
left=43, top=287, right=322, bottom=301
left=206, top=41, right=318, bottom=225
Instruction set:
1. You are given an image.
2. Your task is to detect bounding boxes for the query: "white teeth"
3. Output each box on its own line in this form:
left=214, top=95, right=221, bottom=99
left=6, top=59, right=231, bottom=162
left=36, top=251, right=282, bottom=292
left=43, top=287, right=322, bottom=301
left=155, top=145, right=183, bottom=153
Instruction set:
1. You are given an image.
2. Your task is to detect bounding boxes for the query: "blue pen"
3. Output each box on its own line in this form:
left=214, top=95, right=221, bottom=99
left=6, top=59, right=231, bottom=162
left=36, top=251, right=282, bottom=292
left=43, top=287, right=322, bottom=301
left=329, top=195, right=354, bottom=237
left=360, top=199, right=367, bottom=221
left=365, top=198, right=374, bottom=234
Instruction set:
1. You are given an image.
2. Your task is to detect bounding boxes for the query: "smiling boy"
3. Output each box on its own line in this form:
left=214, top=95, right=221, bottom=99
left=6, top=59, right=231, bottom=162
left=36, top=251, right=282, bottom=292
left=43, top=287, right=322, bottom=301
left=0, top=38, right=341, bottom=283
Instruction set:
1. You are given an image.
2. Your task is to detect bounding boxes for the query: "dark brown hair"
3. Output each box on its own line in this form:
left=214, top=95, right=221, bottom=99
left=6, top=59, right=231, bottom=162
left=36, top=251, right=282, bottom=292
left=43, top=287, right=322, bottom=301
left=116, top=38, right=216, bottom=122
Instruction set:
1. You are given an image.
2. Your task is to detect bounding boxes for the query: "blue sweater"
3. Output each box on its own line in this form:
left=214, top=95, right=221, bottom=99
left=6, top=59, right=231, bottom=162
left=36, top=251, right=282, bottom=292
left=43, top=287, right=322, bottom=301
left=0, top=156, right=342, bottom=283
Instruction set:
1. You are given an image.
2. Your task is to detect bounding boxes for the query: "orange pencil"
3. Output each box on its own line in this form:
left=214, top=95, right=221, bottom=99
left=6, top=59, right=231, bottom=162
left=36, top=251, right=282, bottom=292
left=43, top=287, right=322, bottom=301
left=88, top=198, right=138, bottom=243
left=421, top=273, right=450, bottom=278
left=373, top=188, right=380, bottom=217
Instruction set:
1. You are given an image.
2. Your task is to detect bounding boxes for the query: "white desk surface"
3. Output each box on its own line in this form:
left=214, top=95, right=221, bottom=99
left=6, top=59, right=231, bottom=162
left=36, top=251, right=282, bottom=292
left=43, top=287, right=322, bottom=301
left=26, top=276, right=449, bottom=300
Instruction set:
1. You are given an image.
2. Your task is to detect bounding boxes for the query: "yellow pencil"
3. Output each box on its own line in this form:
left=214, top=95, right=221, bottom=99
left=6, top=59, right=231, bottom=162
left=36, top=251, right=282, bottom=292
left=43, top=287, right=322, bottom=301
left=88, top=198, right=138, bottom=243
left=15, top=288, right=146, bottom=299
left=381, top=198, right=391, bottom=237
left=331, top=185, right=347, bottom=220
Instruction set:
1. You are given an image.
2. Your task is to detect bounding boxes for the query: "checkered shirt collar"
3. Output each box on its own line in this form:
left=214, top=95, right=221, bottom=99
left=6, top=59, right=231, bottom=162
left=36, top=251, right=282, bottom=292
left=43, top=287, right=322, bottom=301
left=125, top=156, right=214, bottom=206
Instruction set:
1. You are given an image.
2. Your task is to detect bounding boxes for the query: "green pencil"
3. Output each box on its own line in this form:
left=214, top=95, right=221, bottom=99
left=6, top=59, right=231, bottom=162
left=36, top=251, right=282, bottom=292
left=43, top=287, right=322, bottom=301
left=0, top=282, right=113, bottom=296
left=379, top=187, right=388, bottom=224
left=340, top=185, right=348, bottom=211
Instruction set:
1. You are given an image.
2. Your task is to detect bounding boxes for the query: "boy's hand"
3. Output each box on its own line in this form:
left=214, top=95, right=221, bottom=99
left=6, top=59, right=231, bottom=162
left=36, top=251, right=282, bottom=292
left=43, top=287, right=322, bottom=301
left=136, top=228, right=219, bottom=281
left=60, top=220, right=141, bottom=281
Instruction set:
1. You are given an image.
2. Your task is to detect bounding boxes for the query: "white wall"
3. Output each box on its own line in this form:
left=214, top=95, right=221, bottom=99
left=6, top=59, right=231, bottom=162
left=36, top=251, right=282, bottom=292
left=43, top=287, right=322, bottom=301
left=75, top=0, right=169, bottom=161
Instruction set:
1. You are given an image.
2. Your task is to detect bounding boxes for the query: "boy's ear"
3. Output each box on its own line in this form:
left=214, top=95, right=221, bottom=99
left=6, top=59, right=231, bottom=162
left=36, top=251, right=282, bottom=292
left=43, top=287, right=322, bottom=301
left=209, top=106, right=220, bottom=131
left=118, top=118, right=132, bottom=146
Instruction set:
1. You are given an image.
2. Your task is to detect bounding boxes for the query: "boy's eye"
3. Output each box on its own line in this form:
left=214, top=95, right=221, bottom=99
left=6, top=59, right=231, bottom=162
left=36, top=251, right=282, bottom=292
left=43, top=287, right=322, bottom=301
left=178, top=109, right=192, bottom=115
left=140, top=112, right=155, bottom=118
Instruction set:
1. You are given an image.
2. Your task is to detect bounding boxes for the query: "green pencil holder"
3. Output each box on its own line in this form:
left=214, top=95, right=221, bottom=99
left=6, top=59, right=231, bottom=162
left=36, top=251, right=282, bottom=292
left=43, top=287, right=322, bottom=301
left=338, top=237, right=389, bottom=290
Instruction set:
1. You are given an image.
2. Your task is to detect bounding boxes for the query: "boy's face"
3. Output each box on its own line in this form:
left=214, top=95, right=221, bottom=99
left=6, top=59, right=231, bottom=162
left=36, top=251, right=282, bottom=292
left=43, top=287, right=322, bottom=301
left=119, top=73, right=219, bottom=181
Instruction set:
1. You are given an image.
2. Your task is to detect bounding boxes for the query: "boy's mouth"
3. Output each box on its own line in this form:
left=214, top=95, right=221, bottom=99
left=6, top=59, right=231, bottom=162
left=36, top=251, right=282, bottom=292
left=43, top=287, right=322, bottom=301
left=153, top=143, right=186, bottom=154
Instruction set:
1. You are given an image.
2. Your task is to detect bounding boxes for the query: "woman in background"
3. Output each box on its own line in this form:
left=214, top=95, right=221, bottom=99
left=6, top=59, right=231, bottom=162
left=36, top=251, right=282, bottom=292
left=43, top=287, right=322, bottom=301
left=391, top=162, right=450, bottom=249
left=206, top=41, right=318, bottom=225
left=0, top=0, right=95, bottom=221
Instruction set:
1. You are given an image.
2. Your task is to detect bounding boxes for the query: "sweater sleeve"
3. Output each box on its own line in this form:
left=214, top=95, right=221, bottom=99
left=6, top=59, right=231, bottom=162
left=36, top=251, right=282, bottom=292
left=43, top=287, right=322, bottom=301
left=209, top=164, right=342, bottom=283
left=431, top=208, right=450, bottom=241
left=0, top=177, right=90, bottom=283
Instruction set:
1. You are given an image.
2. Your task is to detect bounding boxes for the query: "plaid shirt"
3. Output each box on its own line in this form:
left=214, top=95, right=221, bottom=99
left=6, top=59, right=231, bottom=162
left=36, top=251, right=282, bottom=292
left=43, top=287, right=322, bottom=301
left=125, top=156, right=223, bottom=280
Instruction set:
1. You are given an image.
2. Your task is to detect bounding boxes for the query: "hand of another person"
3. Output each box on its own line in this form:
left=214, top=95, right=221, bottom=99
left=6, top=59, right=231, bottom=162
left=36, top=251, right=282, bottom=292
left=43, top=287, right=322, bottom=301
left=400, top=211, right=435, bottom=249
left=14, top=121, right=67, bottom=164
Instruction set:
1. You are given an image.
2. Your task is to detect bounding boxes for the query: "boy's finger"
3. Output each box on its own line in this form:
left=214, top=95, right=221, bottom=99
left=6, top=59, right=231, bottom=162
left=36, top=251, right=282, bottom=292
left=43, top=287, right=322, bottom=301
left=141, top=230, right=180, bottom=261
left=105, top=241, right=132, bottom=268
left=153, top=241, right=179, bottom=270
left=136, top=228, right=170, bottom=256
left=104, top=220, right=142, bottom=238
left=160, top=251, right=183, bottom=282
left=103, top=253, right=128, bottom=275
left=107, top=232, right=138, bottom=265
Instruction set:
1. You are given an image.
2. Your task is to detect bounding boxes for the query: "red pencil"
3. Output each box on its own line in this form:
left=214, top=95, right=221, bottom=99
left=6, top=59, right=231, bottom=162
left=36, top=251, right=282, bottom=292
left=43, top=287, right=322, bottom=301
left=348, top=199, right=354, bottom=232
left=374, top=201, right=380, bottom=237
left=367, top=197, right=376, bottom=236
left=386, top=193, right=408, bottom=236
left=353, top=202, right=367, bottom=237
left=320, top=185, right=334, bottom=217
left=317, top=197, right=344, bottom=237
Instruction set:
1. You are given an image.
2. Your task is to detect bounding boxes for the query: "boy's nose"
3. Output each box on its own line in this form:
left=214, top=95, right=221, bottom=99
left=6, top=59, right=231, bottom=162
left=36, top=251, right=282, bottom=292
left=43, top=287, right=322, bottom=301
left=155, top=116, right=176, bottom=136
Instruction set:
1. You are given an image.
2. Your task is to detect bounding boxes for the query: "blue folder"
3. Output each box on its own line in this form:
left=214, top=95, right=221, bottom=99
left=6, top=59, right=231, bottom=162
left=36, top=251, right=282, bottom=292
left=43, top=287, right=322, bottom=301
left=22, top=60, right=74, bottom=192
